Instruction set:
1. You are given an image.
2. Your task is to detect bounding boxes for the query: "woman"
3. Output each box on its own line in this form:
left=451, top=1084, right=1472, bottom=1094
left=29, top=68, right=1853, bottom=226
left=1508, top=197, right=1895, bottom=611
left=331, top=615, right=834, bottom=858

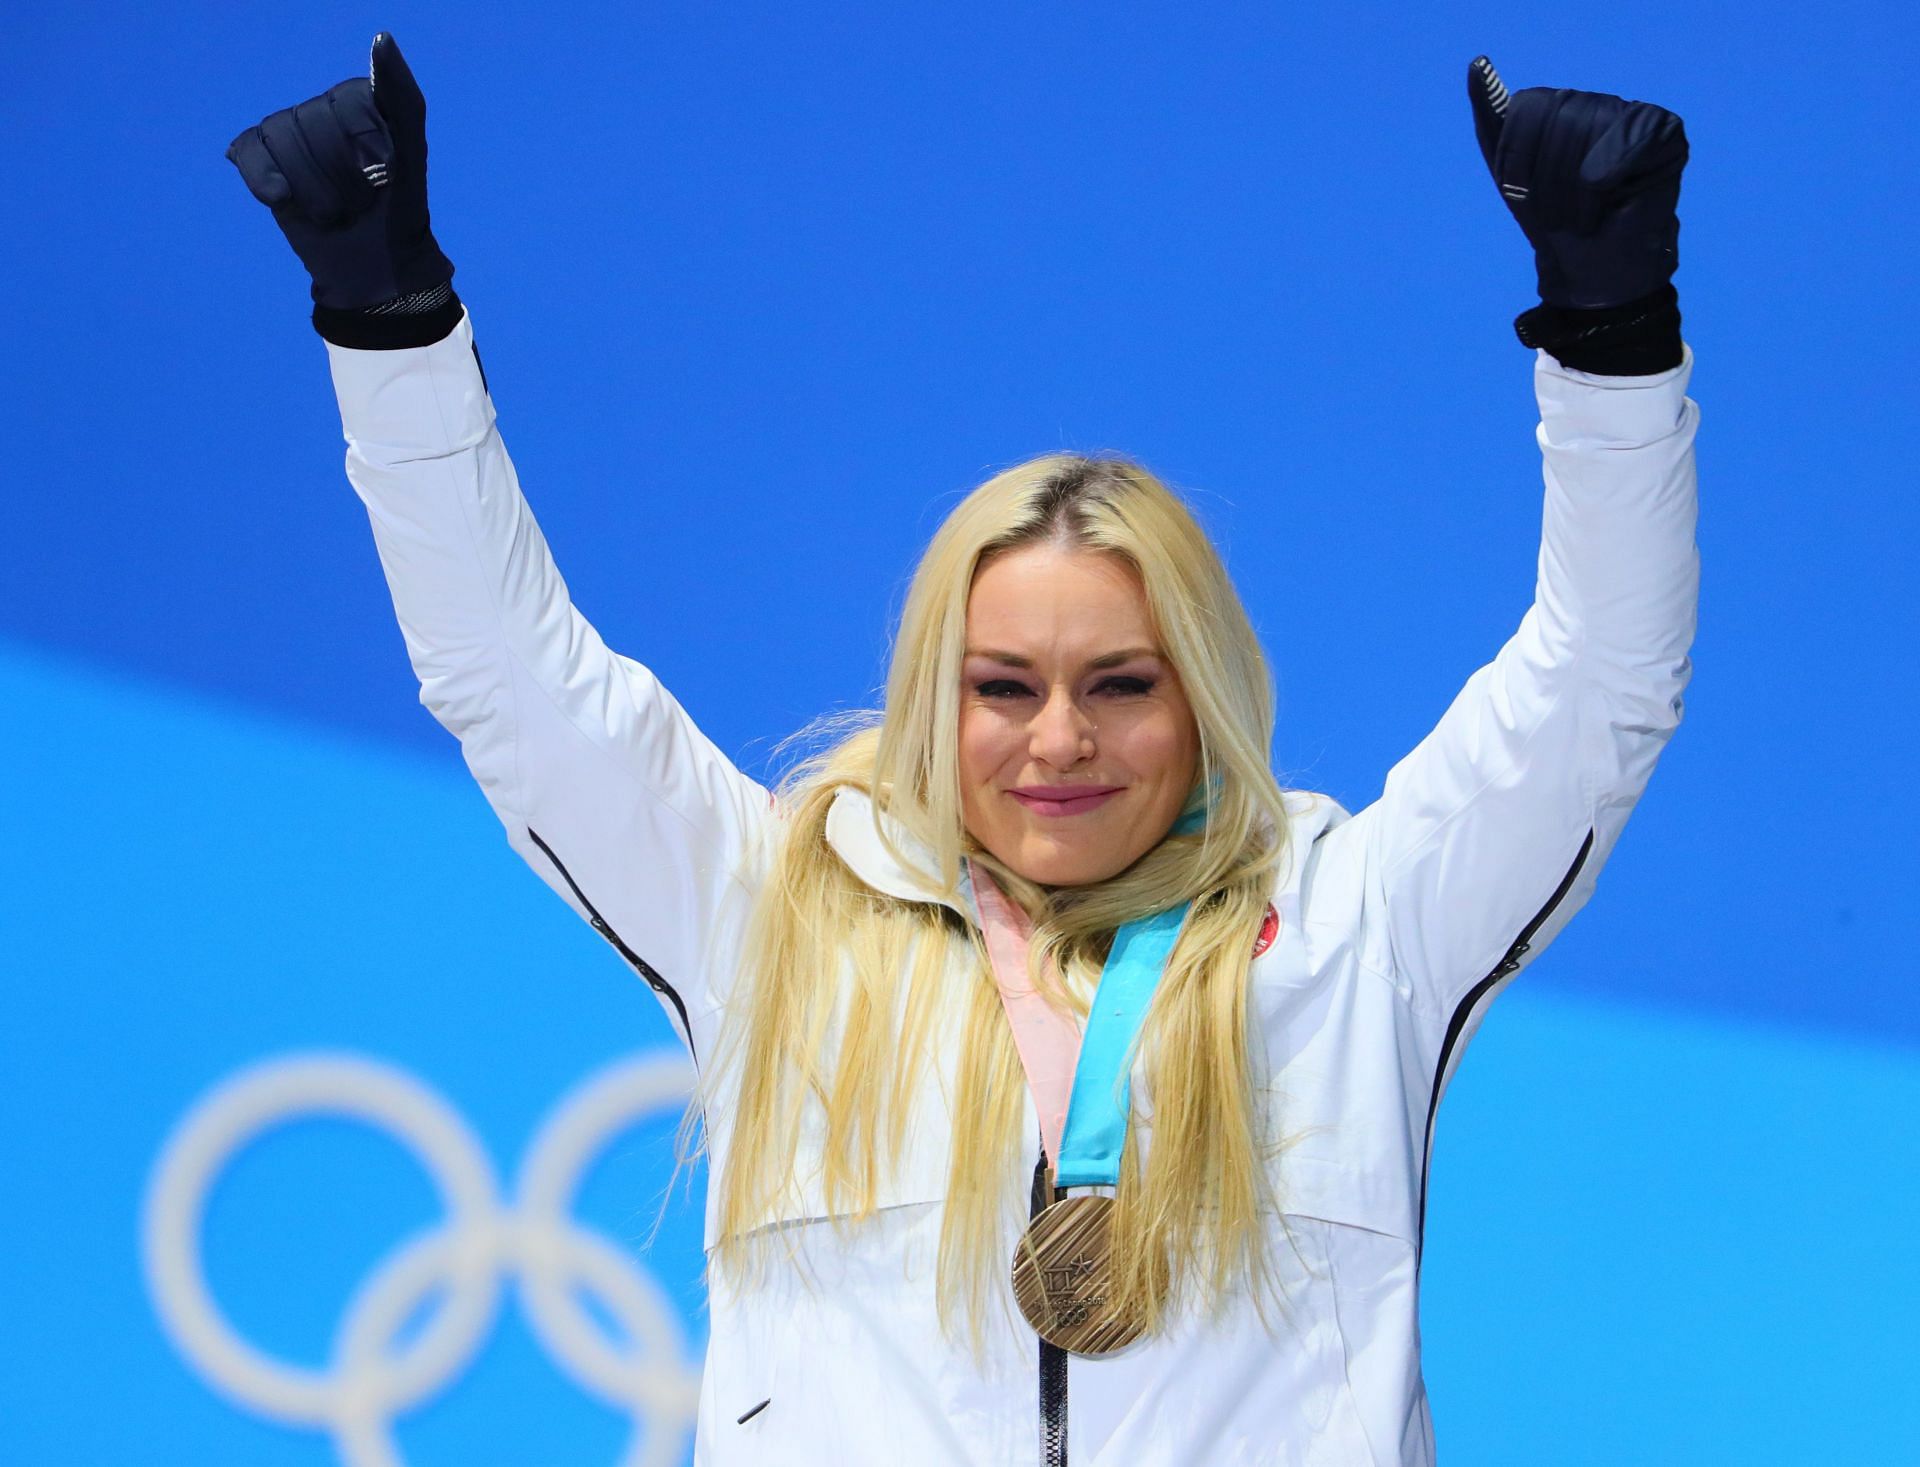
left=228, top=36, right=1698, bottom=1466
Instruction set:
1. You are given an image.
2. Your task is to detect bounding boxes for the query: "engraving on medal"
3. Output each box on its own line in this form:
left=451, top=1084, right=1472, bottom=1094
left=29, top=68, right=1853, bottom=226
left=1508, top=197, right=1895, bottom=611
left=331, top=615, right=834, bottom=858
left=1012, top=1194, right=1162, bottom=1356
left=1041, top=1251, right=1100, bottom=1326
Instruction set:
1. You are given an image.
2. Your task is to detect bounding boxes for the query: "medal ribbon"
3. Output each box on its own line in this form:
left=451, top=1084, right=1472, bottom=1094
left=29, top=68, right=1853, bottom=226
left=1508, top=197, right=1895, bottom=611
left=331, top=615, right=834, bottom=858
left=967, top=865, right=1082, bottom=1170
left=1052, top=901, right=1189, bottom=1187
left=966, top=832, right=1198, bottom=1190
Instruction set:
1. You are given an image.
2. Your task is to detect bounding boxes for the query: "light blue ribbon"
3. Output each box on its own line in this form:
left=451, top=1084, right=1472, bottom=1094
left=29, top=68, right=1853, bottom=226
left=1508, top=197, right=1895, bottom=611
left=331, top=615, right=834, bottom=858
left=1049, top=797, right=1206, bottom=1189
left=1052, top=897, right=1193, bottom=1187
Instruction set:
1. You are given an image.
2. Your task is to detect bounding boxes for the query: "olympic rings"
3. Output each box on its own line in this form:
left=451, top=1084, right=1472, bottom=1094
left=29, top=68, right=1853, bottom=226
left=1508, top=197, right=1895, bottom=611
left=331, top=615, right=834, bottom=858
left=141, top=1050, right=701, bottom=1467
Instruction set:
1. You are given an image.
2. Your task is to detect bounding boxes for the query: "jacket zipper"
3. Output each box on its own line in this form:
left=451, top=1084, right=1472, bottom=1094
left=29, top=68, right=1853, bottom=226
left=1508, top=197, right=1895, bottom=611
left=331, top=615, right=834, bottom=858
left=1031, top=1145, right=1069, bottom=1466
left=525, top=825, right=699, bottom=1066
left=1416, top=826, right=1594, bottom=1257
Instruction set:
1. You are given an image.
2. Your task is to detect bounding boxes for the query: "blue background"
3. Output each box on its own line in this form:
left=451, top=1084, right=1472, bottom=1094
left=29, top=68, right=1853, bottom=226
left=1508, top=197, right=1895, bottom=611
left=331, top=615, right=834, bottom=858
left=5, top=1, right=1916, bottom=1462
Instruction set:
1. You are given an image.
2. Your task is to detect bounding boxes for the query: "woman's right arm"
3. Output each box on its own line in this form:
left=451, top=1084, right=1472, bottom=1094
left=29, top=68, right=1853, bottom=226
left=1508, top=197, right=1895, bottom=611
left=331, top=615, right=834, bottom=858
left=323, top=307, right=775, bottom=1066
left=228, top=35, right=771, bottom=1066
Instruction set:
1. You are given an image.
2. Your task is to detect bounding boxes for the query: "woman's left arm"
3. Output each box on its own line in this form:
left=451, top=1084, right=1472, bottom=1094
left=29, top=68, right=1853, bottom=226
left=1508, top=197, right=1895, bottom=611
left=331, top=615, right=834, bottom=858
left=1332, top=342, right=1698, bottom=1024
left=1314, top=60, right=1699, bottom=1027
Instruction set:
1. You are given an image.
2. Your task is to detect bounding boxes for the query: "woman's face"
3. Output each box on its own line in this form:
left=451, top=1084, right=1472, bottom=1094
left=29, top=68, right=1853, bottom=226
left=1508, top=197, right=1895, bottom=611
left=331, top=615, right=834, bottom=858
left=959, top=543, right=1200, bottom=887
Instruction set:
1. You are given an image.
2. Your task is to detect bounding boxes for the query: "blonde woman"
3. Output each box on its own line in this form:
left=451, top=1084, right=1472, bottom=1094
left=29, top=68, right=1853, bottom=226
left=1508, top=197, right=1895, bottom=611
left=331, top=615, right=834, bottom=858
left=228, top=36, right=1698, bottom=1466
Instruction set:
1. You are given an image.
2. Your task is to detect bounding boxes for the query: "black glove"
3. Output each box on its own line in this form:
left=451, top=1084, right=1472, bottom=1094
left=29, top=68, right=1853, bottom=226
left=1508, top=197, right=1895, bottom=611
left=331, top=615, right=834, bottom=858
left=1468, top=56, right=1687, bottom=375
left=227, top=33, right=460, bottom=348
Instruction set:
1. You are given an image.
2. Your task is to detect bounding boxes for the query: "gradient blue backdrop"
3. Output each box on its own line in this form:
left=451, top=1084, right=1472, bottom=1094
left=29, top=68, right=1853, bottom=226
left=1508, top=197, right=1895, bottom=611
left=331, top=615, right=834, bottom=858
left=5, top=2, right=1916, bottom=1462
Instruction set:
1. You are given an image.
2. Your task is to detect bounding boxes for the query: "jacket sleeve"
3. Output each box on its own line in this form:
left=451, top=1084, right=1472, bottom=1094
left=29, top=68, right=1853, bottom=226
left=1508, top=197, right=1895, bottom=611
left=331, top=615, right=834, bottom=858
left=322, top=307, right=775, bottom=1066
left=1318, top=343, right=1700, bottom=1043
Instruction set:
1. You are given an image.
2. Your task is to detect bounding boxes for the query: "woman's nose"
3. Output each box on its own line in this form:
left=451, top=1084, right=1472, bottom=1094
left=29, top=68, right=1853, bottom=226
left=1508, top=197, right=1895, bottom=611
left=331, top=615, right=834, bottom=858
left=1028, top=688, right=1096, bottom=767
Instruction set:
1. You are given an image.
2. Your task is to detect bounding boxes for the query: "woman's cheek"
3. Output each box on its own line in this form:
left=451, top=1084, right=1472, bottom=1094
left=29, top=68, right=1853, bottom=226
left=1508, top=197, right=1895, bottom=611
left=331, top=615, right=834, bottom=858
left=1128, top=704, right=1200, bottom=789
left=957, top=708, right=1010, bottom=789
left=1111, top=706, right=1172, bottom=768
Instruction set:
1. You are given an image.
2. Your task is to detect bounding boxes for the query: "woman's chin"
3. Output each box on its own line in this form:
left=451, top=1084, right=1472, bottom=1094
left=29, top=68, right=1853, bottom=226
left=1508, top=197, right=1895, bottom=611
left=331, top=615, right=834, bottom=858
left=1003, top=833, right=1133, bottom=888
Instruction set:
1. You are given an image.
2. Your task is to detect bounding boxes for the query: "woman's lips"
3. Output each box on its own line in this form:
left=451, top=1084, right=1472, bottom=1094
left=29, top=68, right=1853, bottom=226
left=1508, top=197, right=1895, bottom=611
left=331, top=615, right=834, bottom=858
left=1007, top=786, right=1123, bottom=818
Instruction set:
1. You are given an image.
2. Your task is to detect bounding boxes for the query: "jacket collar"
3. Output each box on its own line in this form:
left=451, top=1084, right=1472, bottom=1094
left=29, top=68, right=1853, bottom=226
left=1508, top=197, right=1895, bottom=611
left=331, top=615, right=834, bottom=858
left=822, top=783, right=1351, bottom=918
left=823, top=785, right=974, bottom=916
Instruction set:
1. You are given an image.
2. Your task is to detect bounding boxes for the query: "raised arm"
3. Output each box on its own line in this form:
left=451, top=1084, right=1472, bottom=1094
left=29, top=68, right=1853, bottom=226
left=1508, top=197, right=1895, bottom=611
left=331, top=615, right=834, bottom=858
left=227, top=35, right=773, bottom=1064
left=1307, top=61, right=1699, bottom=1128
left=1324, top=342, right=1698, bottom=1012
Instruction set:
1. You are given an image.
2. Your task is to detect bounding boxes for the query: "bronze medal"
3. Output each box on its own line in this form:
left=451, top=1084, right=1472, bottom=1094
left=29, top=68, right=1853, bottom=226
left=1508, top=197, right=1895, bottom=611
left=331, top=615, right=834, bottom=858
left=1011, top=1194, right=1159, bottom=1356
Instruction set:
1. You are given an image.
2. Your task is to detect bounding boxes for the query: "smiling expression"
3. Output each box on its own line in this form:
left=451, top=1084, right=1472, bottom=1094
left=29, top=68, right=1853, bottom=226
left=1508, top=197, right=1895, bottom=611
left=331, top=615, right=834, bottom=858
left=958, top=543, right=1200, bottom=887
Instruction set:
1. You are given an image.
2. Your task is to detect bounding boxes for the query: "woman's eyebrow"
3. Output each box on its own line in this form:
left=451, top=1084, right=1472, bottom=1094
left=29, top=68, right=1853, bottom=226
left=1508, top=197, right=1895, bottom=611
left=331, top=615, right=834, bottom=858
left=963, top=649, right=1035, bottom=667
left=1087, top=647, right=1163, bottom=669
left=963, top=647, right=1163, bottom=669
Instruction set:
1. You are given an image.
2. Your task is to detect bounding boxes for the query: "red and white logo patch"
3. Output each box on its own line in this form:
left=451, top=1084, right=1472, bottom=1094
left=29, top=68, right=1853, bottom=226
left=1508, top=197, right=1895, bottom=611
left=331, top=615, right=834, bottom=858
left=1252, top=903, right=1280, bottom=957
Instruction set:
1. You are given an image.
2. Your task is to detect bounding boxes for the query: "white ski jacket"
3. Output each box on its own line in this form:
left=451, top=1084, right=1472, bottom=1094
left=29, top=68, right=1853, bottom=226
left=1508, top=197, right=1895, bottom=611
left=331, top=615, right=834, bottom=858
left=324, top=308, right=1699, bottom=1466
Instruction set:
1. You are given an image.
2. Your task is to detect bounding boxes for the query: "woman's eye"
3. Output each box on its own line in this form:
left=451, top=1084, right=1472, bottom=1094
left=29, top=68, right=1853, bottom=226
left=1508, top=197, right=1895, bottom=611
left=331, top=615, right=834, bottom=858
left=1096, top=676, right=1156, bottom=697
left=975, top=680, right=1035, bottom=699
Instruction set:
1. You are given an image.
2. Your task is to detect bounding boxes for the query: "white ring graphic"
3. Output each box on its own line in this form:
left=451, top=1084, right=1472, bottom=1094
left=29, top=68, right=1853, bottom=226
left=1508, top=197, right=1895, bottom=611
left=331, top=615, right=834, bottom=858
left=141, top=1050, right=702, bottom=1466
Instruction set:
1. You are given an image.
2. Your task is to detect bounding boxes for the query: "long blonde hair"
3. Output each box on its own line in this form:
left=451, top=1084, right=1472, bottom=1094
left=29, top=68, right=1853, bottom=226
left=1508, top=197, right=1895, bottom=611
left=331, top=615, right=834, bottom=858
left=702, top=453, right=1297, bottom=1348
